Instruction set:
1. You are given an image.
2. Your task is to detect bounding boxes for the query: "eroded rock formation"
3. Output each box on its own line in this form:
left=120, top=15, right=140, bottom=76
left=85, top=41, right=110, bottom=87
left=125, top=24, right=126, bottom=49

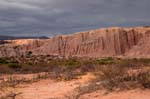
left=0, top=27, right=150, bottom=58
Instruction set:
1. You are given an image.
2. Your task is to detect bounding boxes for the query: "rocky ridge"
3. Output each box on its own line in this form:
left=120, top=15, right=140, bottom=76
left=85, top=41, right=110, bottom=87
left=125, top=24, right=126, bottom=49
left=0, top=27, right=150, bottom=58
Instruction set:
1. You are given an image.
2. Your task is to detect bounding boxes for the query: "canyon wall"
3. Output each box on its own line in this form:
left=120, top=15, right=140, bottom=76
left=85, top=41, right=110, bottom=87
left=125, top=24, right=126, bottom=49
left=0, top=27, right=150, bottom=58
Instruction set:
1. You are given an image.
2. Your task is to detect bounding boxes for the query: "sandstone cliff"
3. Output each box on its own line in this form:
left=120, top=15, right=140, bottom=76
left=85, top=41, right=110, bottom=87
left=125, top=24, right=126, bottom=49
left=0, top=39, right=47, bottom=57
left=0, top=27, right=150, bottom=58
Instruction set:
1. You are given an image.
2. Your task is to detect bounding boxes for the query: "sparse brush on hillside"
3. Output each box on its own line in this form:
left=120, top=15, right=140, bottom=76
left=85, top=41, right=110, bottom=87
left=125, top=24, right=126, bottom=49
left=1, top=56, right=150, bottom=99
left=0, top=57, right=149, bottom=73
left=77, top=63, right=150, bottom=95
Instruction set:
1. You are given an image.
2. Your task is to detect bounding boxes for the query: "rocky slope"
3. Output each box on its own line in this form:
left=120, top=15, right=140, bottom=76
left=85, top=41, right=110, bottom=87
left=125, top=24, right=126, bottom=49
left=0, top=27, right=150, bottom=58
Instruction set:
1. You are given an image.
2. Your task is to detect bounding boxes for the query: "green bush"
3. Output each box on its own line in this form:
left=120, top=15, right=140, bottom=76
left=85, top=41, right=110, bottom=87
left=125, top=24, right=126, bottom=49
left=8, top=63, right=21, bottom=69
left=62, top=59, right=80, bottom=67
left=27, top=62, right=33, bottom=65
left=0, top=58, right=8, bottom=64
left=96, top=57, right=115, bottom=65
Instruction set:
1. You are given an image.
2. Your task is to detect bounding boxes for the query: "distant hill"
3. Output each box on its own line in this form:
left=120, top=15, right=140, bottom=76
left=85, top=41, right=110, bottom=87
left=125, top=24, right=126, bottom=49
left=0, top=35, right=49, bottom=40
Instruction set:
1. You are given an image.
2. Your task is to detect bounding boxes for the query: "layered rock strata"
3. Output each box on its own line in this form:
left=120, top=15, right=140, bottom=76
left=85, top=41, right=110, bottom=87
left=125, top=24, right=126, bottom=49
left=0, top=27, right=150, bottom=58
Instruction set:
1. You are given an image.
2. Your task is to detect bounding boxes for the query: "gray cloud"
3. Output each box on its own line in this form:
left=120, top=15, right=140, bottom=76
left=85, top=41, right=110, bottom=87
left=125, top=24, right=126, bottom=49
left=0, top=0, right=149, bottom=36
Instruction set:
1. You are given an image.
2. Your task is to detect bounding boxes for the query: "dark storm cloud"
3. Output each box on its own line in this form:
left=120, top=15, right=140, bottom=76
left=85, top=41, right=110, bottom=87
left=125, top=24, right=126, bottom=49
left=0, top=0, right=149, bottom=36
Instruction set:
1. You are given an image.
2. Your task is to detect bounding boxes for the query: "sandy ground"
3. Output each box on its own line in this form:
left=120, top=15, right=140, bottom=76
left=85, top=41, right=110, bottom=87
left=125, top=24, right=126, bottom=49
left=17, top=79, right=80, bottom=99
left=81, top=89, right=150, bottom=99
left=1, top=73, right=150, bottom=99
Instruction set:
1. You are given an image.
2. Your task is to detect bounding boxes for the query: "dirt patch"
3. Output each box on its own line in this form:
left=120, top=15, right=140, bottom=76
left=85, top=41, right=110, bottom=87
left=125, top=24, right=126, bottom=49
left=1, top=73, right=150, bottom=99
left=81, top=89, right=150, bottom=99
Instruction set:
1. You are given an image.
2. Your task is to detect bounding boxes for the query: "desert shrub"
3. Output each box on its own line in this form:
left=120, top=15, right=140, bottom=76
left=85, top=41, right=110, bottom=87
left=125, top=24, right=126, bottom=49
left=8, top=63, right=21, bottom=69
left=0, top=58, right=8, bottom=64
left=96, top=57, right=115, bottom=65
left=27, top=62, right=33, bottom=65
left=20, top=64, right=49, bottom=73
left=36, top=73, right=51, bottom=80
left=0, top=76, right=23, bottom=88
left=67, top=83, right=102, bottom=99
left=61, top=59, right=80, bottom=67
left=118, top=59, right=136, bottom=68
left=50, top=66, right=77, bottom=81
left=98, top=65, right=126, bottom=80
left=80, top=64, right=99, bottom=72
left=9, top=60, right=19, bottom=64
left=65, top=61, right=77, bottom=67
left=137, top=71, right=150, bottom=88
left=138, top=58, right=150, bottom=64
left=96, top=64, right=127, bottom=90
left=61, top=70, right=75, bottom=80
left=91, top=63, right=150, bottom=91
left=119, top=58, right=150, bottom=68
left=116, top=58, right=147, bottom=68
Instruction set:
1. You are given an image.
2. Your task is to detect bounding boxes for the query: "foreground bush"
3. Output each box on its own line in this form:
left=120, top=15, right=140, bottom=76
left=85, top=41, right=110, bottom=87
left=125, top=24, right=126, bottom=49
left=92, top=64, right=150, bottom=91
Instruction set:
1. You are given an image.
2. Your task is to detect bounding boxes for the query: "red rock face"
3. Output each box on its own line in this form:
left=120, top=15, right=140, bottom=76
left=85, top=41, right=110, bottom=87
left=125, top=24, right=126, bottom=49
left=0, top=27, right=150, bottom=58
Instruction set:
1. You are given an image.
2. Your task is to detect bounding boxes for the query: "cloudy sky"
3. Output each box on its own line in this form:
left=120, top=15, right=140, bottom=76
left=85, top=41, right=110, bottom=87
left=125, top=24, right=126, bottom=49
left=0, top=0, right=149, bottom=37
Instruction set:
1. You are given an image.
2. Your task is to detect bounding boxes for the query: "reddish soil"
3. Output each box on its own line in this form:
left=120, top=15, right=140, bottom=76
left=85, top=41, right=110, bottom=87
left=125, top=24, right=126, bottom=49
left=1, top=73, right=150, bottom=99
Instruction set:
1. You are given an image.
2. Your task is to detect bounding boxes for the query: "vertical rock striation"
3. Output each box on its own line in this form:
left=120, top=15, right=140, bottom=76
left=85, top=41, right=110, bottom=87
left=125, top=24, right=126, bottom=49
left=33, top=27, right=149, bottom=57
left=0, top=27, right=150, bottom=58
